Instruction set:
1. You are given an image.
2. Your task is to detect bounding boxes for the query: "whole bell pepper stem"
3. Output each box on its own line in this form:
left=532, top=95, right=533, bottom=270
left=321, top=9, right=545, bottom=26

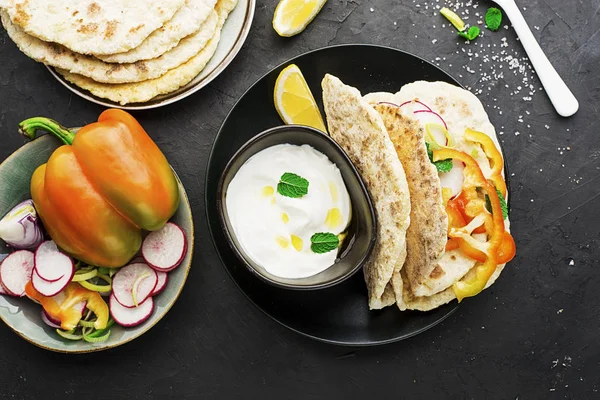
left=19, top=117, right=75, bottom=145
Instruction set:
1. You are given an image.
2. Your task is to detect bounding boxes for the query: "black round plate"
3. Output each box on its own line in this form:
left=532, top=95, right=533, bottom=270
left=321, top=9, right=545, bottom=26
left=205, top=44, right=461, bottom=346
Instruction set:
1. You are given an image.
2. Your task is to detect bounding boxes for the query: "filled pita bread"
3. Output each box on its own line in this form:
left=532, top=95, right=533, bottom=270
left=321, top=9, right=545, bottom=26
left=365, top=81, right=511, bottom=311
left=322, top=74, right=411, bottom=310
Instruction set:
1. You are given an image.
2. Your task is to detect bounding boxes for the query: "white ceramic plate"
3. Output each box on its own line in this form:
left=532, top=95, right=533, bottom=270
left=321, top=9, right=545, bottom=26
left=46, top=0, right=255, bottom=110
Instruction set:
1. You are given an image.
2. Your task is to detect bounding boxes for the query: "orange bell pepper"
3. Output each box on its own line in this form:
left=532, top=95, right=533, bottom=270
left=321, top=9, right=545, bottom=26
left=497, top=231, right=516, bottom=264
left=445, top=200, right=466, bottom=252
left=25, top=282, right=109, bottom=331
left=19, top=110, right=179, bottom=267
left=464, top=128, right=507, bottom=198
left=433, top=148, right=507, bottom=301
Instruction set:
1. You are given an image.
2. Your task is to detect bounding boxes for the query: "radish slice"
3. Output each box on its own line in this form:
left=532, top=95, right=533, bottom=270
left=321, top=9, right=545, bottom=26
left=34, top=241, right=72, bottom=282
left=0, top=250, right=35, bottom=296
left=151, top=271, right=168, bottom=296
left=31, top=266, right=74, bottom=297
left=110, top=294, right=154, bottom=327
left=439, top=160, right=465, bottom=197
left=400, top=100, right=448, bottom=130
left=142, top=222, right=187, bottom=272
left=0, top=282, right=8, bottom=295
left=41, top=310, right=62, bottom=328
left=112, top=263, right=157, bottom=308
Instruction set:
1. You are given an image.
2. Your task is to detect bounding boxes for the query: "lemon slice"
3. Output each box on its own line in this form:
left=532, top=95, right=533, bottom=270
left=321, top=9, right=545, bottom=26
left=274, top=64, right=327, bottom=132
left=273, top=0, right=328, bottom=37
left=440, top=7, right=466, bottom=32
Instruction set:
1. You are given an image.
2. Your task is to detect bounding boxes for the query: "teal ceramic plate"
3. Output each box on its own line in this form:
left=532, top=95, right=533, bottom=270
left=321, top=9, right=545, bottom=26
left=0, top=134, right=194, bottom=353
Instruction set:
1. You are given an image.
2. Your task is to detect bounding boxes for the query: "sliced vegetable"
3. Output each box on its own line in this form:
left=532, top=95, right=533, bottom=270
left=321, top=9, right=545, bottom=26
left=72, top=268, right=98, bottom=282
left=464, top=128, right=507, bottom=197
left=32, top=266, right=73, bottom=297
left=400, top=100, right=448, bottom=130
left=132, top=272, right=152, bottom=307
left=433, top=148, right=510, bottom=301
left=78, top=274, right=112, bottom=293
left=112, top=263, right=157, bottom=308
left=56, top=329, right=83, bottom=340
left=440, top=7, right=466, bottom=31
left=426, top=142, right=453, bottom=173
left=0, top=200, right=45, bottom=250
left=0, top=250, right=35, bottom=297
left=41, top=310, right=62, bottom=328
left=34, top=240, right=73, bottom=282
left=82, top=329, right=111, bottom=343
left=142, top=222, right=187, bottom=272
left=439, top=160, right=465, bottom=198
left=425, top=123, right=453, bottom=148
left=25, top=282, right=109, bottom=330
left=110, top=294, right=154, bottom=327
left=497, top=231, right=516, bottom=264
left=151, top=271, right=168, bottom=296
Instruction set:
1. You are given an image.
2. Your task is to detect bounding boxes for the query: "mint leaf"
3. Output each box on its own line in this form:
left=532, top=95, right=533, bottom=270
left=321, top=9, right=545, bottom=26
left=485, top=188, right=509, bottom=219
left=485, top=8, right=502, bottom=32
left=310, top=232, right=339, bottom=254
left=458, top=26, right=480, bottom=41
left=425, top=142, right=454, bottom=173
left=277, top=172, right=309, bottom=198
left=435, top=159, right=453, bottom=173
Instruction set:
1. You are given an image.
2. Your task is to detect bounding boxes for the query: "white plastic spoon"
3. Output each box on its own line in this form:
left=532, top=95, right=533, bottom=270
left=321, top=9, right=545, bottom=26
left=492, top=0, right=579, bottom=117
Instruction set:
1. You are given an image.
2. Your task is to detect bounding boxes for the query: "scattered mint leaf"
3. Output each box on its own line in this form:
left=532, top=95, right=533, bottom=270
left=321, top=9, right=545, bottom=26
left=485, top=188, right=509, bottom=219
left=277, top=172, right=309, bottom=198
left=458, top=26, right=480, bottom=41
left=485, top=8, right=502, bottom=32
left=310, top=232, right=339, bottom=254
left=425, top=142, right=454, bottom=173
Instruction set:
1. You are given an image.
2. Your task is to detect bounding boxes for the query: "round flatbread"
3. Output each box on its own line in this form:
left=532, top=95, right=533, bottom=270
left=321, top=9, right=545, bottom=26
left=97, top=0, right=217, bottom=63
left=1, top=9, right=219, bottom=84
left=322, top=74, right=411, bottom=310
left=56, top=0, right=238, bottom=105
left=1, top=0, right=185, bottom=55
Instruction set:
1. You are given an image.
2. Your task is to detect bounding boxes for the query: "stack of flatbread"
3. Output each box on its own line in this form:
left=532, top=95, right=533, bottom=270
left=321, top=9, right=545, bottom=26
left=322, top=74, right=513, bottom=312
left=0, top=0, right=238, bottom=105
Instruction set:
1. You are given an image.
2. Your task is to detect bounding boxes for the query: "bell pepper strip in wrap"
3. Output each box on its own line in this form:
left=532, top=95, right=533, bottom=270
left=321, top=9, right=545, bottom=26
left=19, top=109, right=179, bottom=267
left=445, top=201, right=466, bottom=252
left=433, top=148, right=513, bottom=301
left=464, top=128, right=507, bottom=198
left=25, top=282, right=109, bottom=331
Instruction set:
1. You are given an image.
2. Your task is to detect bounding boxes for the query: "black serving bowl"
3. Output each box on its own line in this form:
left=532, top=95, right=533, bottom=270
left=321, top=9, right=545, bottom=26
left=216, top=125, right=377, bottom=290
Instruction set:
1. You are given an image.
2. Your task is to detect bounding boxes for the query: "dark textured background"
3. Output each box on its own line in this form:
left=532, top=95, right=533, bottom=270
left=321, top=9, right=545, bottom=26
left=1, top=0, right=599, bottom=398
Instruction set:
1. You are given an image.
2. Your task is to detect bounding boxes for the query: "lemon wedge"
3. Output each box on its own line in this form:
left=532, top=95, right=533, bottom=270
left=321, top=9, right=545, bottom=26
left=273, top=0, right=328, bottom=37
left=274, top=64, right=327, bottom=132
left=440, top=7, right=466, bottom=32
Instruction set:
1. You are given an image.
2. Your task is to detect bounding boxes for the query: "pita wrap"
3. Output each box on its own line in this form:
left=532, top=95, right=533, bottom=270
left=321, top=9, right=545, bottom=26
left=322, top=74, right=411, bottom=310
left=97, top=0, right=217, bottom=64
left=365, top=81, right=511, bottom=311
left=1, top=10, right=219, bottom=84
left=55, top=0, right=238, bottom=105
left=372, top=104, right=448, bottom=302
left=0, top=0, right=185, bottom=55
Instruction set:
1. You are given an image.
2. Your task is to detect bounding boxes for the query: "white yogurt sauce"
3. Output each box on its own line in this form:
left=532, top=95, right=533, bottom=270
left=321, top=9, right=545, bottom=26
left=225, top=144, right=352, bottom=279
